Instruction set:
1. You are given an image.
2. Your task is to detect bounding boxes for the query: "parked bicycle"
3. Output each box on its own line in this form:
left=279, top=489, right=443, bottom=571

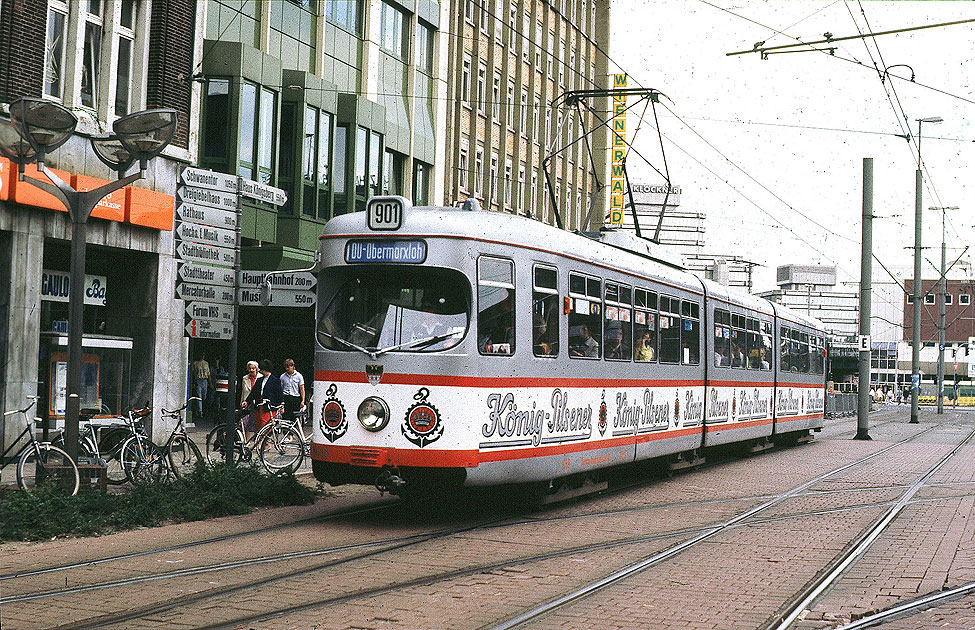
left=116, top=403, right=168, bottom=483
left=160, top=397, right=204, bottom=478
left=206, top=400, right=283, bottom=466
left=258, top=407, right=310, bottom=474
left=1, top=397, right=79, bottom=495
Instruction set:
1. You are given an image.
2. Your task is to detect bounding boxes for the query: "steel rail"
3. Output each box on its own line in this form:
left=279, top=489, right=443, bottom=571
left=767, top=428, right=975, bottom=630
left=834, top=580, right=975, bottom=629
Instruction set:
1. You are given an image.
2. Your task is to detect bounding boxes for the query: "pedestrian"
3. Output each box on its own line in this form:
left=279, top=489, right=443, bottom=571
left=243, top=359, right=283, bottom=432
left=280, top=358, right=306, bottom=421
left=239, top=360, right=259, bottom=439
left=191, top=353, right=212, bottom=421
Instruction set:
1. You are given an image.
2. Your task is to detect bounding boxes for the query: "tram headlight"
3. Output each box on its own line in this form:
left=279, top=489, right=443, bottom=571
left=357, top=397, right=390, bottom=432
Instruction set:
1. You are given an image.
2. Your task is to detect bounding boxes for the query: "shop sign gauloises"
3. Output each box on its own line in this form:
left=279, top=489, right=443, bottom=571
left=174, top=167, right=286, bottom=339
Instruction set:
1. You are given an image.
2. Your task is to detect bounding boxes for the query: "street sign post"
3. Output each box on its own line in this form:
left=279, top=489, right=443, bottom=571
left=185, top=301, right=234, bottom=322
left=175, top=220, right=236, bottom=249
left=238, top=270, right=316, bottom=290
left=238, top=287, right=316, bottom=307
left=185, top=319, right=234, bottom=340
left=176, top=281, right=236, bottom=305
left=175, top=202, right=239, bottom=230
left=178, top=262, right=235, bottom=288
left=240, top=178, right=287, bottom=206
left=175, top=241, right=237, bottom=267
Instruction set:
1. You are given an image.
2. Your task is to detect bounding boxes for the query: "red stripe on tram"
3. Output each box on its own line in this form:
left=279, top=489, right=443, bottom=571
left=315, top=370, right=705, bottom=389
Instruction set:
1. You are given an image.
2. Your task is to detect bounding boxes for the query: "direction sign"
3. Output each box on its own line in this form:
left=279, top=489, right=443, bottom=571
left=179, top=167, right=239, bottom=194
left=238, top=270, right=317, bottom=290
left=185, top=301, right=234, bottom=323
left=176, top=241, right=237, bottom=268
left=185, top=319, right=234, bottom=340
left=240, top=178, right=287, bottom=206
left=176, top=184, right=239, bottom=211
left=238, top=287, right=316, bottom=308
left=178, top=262, right=235, bottom=288
left=177, top=281, right=235, bottom=305
left=175, top=220, right=236, bottom=249
left=175, top=202, right=239, bottom=230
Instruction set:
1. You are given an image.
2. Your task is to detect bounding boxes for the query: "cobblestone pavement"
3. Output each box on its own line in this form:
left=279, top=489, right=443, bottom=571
left=2, top=408, right=974, bottom=630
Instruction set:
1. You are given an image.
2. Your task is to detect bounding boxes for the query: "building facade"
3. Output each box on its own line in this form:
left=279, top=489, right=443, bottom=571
left=196, top=0, right=449, bottom=382
left=442, top=0, right=608, bottom=229
left=0, top=0, right=201, bottom=446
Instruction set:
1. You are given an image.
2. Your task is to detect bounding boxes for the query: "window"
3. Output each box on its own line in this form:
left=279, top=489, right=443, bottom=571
left=478, top=257, right=515, bottom=355
left=531, top=171, right=538, bottom=214
left=745, top=318, right=771, bottom=369
left=459, top=140, right=470, bottom=191
left=234, top=84, right=276, bottom=185
left=504, top=159, right=512, bottom=208
left=416, top=22, right=434, bottom=73
left=44, top=3, right=68, bottom=99
left=547, top=32, right=555, bottom=75
left=634, top=288, right=657, bottom=362
left=465, top=0, right=475, bottom=21
left=477, top=62, right=487, bottom=113
left=490, top=153, right=499, bottom=204
left=413, top=161, right=430, bottom=205
left=326, top=0, right=360, bottom=34
left=569, top=273, right=601, bottom=358
left=604, top=282, right=632, bottom=361
left=479, top=0, right=488, bottom=33
left=780, top=326, right=791, bottom=372
left=533, top=266, right=559, bottom=356
left=533, top=97, right=540, bottom=138
left=713, top=309, right=731, bottom=367
left=961, top=294, right=971, bottom=305
left=380, top=2, right=407, bottom=58
left=81, top=2, right=104, bottom=108
left=462, top=55, right=472, bottom=104
left=658, top=296, right=681, bottom=364
left=521, top=88, right=529, bottom=129
left=925, top=294, right=935, bottom=305
left=493, top=72, right=502, bottom=119
left=334, top=125, right=347, bottom=195
left=518, top=164, right=526, bottom=211
left=115, top=2, right=137, bottom=115
left=945, top=293, right=953, bottom=305
left=354, top=127, right=382, bottom=208
left=681, top=300, right=700, bottom=365
left=202, top=79, right=230, bottom=162
left=535, top=23, right=542, bottom=69
left=507, top=80, right=515, bottom=126
left=907, top=295, right=915, bottom=304
left=383, top=149, right=404, bottom=195
left=474, top=147, right=484, bottom=196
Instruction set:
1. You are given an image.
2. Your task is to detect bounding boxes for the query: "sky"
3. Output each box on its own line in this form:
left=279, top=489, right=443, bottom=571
left=611, top=0, right=975, bottom=293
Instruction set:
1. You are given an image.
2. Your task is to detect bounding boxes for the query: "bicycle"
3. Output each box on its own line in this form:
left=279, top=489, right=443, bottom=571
left=116, top=403, right=168, bottom=483
left=1, top=397, right=80, bottom=495
left=257, top=407, right=310, bottom=474
left=205, top=400, right=283, bottom=465
left=160, top=397, right=204, bottom=478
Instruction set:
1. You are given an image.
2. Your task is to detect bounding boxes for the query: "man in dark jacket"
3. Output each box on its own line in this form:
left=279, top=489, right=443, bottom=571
left=244, top=359, right=284, bottom=430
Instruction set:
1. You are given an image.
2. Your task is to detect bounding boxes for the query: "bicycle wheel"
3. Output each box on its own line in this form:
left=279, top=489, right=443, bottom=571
left=166, top=434, right=203, bottom=478
left=258, top=424, right=304, bottom=473
left=206, top=426, right=247, bottom=464
left=17, top=444, right=80, bottom=496
left=120, top=436, right=167, bottom=483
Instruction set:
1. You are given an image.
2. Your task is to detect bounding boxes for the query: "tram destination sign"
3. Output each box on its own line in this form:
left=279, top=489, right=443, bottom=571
left=185, top=301, right=233, bottom=323
left=176, top=241, right=237, bottom=268
left=175, top=219, right=236, bottom=249
left=175, top=202, right=239, bottom=230
left=178, top=167, right=239, bottom=194
left=177, top=261, right=235, bottom=288
left=345, top=239, right=426, bottom=264
left=185, top=318, right=234, bottom=340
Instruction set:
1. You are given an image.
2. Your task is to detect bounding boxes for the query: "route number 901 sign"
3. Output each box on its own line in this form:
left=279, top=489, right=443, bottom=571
left=367, top=196, right=407, bottom=231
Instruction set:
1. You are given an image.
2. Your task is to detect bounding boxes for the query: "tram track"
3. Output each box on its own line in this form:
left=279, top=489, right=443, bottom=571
left=30, top=424, right=929, bottom=630
left=832, top=579, right=975, bottom=629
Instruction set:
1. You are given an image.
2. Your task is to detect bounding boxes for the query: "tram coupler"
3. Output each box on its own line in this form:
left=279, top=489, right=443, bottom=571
left=375, top=469, right=407, bottom=495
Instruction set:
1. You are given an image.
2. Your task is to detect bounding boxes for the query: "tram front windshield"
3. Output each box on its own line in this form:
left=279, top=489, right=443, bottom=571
left=317, top=266, right=470, bottom=354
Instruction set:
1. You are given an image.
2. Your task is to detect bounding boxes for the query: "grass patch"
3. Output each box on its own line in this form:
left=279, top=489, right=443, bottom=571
left=0, top=464, right=317, bottom=542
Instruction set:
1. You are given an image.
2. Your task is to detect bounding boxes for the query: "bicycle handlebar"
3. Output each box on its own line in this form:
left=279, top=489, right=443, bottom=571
left=161, top=396, right=201, bottom=415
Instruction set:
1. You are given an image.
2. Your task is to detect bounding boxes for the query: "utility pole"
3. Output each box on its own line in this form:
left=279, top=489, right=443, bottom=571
left=856, top=158, right=872, bottom=440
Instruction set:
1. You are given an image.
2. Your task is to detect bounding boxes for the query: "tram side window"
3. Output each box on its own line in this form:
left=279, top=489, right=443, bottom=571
left=797, top=332, right=810, bottom=373
left=713, top=308, right=731, bottom=367
left=730, top=313, right=746, bottom=368
left=780, top=326, right=792, bottom=372
left=478, top=257, right=515, bottom=355
left=604, top=282, right=632, bottom=361
left=813, top=336, right=825, bottom=374
left=681, top=300, right=700, bottom=365
left=758, top=322, right=773, bottom=370
left=658, top=295, right=681, bottom=364
left=533, top=265, right=559, bottom=357
left=568, top=272, right=602, bottom=358
left=634, top=288, right=657, bottom=362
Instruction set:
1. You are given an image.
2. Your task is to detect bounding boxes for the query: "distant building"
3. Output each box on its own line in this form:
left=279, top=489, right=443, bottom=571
left=757, top=265, right=858, bottom=338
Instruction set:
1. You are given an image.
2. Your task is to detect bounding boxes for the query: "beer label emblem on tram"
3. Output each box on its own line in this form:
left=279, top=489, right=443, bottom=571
left=319, top=384, right=348, bottom=443
left=402, top=388, right=443, bottom=448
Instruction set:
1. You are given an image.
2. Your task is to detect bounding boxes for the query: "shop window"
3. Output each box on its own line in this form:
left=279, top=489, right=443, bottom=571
left=569, top=272, right=601, bottom=358
left=478, top=257, right=515, bottom=355
left=533, top=266, right=559, bottom=356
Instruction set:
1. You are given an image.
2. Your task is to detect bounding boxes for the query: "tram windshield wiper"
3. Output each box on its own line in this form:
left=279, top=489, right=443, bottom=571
left=372, top=330, right=463, bottom=358
left=319, top=330, right=375, bottom=358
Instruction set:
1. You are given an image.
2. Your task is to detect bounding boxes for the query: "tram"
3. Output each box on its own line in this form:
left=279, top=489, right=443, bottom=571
left=310, top=196, right=826, bottom=494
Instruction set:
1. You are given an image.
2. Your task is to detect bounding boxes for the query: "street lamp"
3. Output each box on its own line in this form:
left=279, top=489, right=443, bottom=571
left=910, top=116, right=942, bottom=424
left=930, top=205, right=959, bottom=414
left=1, top=97, right=177, bottom=459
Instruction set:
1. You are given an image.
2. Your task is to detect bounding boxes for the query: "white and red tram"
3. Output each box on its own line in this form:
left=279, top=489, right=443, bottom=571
left=310, top=196, right=826, bottom=494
